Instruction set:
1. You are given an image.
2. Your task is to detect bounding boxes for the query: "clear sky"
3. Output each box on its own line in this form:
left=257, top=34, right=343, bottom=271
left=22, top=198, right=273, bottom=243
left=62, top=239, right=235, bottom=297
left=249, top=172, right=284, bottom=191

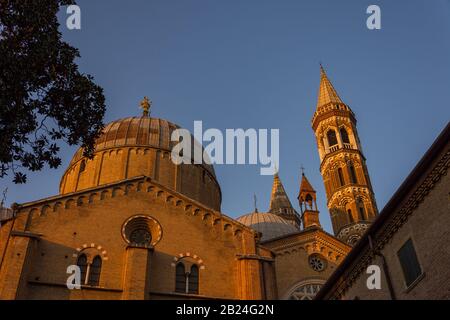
left=2, top=0, right=450, bottom=234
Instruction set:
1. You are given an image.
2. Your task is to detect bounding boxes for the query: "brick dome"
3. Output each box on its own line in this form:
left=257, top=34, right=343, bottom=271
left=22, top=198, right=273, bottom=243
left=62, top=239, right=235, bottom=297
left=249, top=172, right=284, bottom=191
left=60, top=116, right=221, bottom=211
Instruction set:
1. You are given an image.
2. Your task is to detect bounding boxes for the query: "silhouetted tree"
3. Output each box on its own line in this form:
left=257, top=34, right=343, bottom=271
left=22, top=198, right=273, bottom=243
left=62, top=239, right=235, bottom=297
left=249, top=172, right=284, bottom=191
left=0, top=0, right=105, bottom=183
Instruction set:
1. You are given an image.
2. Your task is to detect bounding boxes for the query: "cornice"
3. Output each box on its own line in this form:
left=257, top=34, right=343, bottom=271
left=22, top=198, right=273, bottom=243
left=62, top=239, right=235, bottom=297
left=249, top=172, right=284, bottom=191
left=14, top=176, right=260, bottom=243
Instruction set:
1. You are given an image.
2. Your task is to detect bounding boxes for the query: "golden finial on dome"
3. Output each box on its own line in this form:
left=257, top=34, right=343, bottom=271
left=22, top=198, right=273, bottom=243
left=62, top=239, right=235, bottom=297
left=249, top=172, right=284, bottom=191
left=140, top=96, right=152, bottom=117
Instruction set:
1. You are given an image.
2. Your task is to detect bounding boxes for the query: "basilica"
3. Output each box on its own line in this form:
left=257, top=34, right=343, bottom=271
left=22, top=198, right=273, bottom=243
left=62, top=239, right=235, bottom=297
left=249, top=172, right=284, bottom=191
left=0, top=67, right=379, bottom=300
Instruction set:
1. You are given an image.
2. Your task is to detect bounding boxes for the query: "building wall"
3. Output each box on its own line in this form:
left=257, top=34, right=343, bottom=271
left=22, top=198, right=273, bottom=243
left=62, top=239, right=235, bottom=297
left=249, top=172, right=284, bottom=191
left=341, top=166, right=450, bottom=300
left=264, top=230, right=350, bottom=299
left=60, top=147, right=221, bottom=212
left=0, top=177, right=273, bottom=300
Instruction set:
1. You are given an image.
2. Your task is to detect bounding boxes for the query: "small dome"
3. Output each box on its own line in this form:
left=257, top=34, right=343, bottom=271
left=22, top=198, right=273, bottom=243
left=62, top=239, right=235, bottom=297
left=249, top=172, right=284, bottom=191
left=237, top=212, right=298, bottom=241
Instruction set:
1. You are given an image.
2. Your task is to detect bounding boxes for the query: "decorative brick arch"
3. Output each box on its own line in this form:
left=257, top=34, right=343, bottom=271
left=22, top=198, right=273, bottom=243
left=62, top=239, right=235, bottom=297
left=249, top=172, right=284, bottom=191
left=74, top=243, right=108, bottom=261
left=171, top=253, right=205, bottom=270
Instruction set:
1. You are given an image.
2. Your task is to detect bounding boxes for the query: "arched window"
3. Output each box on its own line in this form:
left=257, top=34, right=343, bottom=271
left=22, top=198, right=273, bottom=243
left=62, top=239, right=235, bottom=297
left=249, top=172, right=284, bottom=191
left=77, top=254, right=88, bottom=284
left=348, top=209, right=354, bottom=223
left=77, top=253, right=102, bottom=286
left=79, top=160, right=86, bottom=173
left=337, top=168, right=345, bottom=187
left=305, top=194, right=313, bottom=209
left=88, top=255, right=102, bottom=286
left=175, top=263, right=186, bottom=293
left=327, top=130, right=338, bottom=147
left=175, top=262, right=200, bottom=294
left=357, top=200, right=366, bottom=220
left=340, top=127, right=350, bottom=144
left=349, top=163, right=358, bottom=184
left=189, top=265, right=199, bottom=294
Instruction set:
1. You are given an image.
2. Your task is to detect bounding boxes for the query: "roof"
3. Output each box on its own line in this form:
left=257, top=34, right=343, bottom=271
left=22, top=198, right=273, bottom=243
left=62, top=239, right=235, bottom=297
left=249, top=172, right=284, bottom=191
left=316, top=65, right=344, bottom=109
left=68, top=116, right=216, bottom=178
left=0, top=206, right=13, bottom=223
left=299, top=173, right=316, bottom=195
left=269, top=173, right=297, bottom=216
left=315, top=122, right=450, bottom=299
left=237, top=212, right=298, bottom=241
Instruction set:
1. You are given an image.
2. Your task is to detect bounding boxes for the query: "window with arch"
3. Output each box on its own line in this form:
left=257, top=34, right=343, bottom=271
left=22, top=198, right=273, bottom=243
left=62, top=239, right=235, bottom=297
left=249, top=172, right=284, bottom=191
left=337, top=168, right=345, bottom=187
left=79, top=160, right=86, bottom=173
left=189, top=265, right=199, bottom=294
left=357, top=199, right=366, bottom=220
left=348, top=163, right=358, bottom=184
left=347, top=209, right=354, bottom=223
left=175, top=262, right=199, bottom=294
left=175, top=263, right=186, bottom=293
left=327, top=129, right=338, bottom=147
left=77, top=254, right=87, bottom=283
left=340, top=127, right=350, bottom=144
left=76, top=253, right=102, bottom=286
left=305, top=194, right=313, bottom=210
left=88, top=256, right=102, bottom=286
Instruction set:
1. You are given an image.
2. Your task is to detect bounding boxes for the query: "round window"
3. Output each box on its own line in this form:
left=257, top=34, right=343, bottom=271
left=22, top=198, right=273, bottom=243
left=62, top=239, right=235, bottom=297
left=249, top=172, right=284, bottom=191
left=309, top=255, right=326, bottom=272
left=122, top=215, right=162, bottom=247
left=129, top=228, right=152, bottom=246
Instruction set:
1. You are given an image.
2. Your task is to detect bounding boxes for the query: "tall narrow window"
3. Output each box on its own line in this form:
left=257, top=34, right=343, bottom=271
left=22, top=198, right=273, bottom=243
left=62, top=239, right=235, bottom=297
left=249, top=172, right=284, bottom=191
left=305, top=194, right=313, bottom=210
left=88, top=255, right=102, bottom=286
left=357, top=200, right=366, bottom=220
left=347, top=209, right=354, bottom=223
left=349, top=164, right=358, bottom=184
left=337, top=168, right=345, bottom=186
left=340, top=127, right=350, bottom=144
left=189, top=265, right=199, bottom=294
left=79, top=160, right=86, bottom=173
left=175, top=263, right=186, bottom=293
left=397, top=239, right=422, bottom=287
left=327, top=130, right=338, bottom=147
left=77, top=254, right=87, bottom=284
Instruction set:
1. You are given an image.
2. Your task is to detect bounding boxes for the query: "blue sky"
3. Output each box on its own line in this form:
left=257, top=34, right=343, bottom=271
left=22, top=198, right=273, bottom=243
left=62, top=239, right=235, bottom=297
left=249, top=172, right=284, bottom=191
left=2, top=0, right=450, bottom=234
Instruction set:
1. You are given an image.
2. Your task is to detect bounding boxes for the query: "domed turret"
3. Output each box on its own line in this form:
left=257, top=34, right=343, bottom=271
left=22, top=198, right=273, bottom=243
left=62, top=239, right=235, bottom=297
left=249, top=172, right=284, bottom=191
left=60, top=114, right=221, bottom=211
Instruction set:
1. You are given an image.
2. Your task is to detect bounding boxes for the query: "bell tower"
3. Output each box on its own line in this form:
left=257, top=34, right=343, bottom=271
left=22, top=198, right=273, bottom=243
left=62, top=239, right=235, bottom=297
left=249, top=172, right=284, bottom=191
left=312, top=65, right=378, bottom=246
left=298, top=172, right=321, bottom=229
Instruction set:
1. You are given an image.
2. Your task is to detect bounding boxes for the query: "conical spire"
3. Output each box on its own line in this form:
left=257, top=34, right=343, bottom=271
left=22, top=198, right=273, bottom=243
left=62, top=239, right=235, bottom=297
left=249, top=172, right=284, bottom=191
left=316, top=65, right=343, bottom=109
left=299, top=173, right=316, bottom=195
left=269, top=173, right=296, bottom=215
